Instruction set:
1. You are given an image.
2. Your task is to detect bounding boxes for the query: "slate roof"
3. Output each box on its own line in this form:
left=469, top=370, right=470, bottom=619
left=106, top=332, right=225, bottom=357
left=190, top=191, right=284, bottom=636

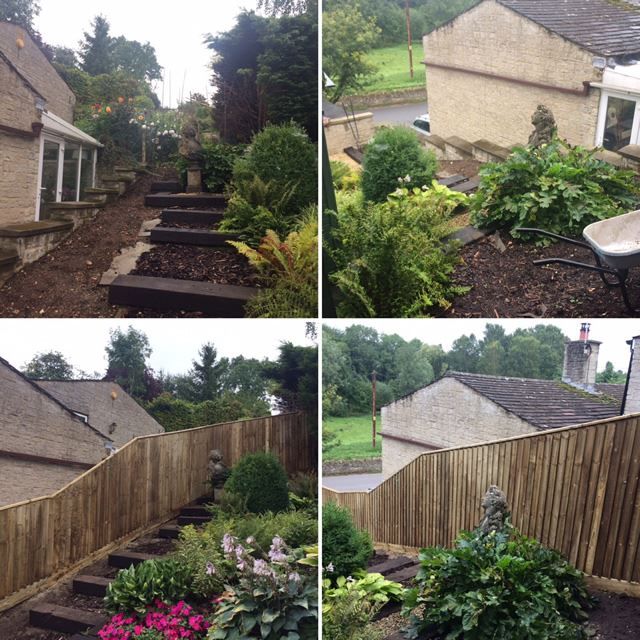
left=497, top=0, right=640, bottom=57
left=446, top=371, right=623, bottom=430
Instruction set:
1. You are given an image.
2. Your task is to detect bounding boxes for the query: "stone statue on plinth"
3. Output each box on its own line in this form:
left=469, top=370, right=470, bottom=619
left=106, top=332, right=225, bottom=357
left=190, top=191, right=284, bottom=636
left=179, top=122, right=204, bottom=193
left=528, top=105, right=557, bottom=148
left=207, top=449, right=229, bottom=499
left=478, top=485, right=510, bottom=535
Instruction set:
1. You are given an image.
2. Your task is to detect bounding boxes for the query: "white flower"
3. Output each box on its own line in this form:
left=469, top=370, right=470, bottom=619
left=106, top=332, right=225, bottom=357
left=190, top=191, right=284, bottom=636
left=325, top=563, right=334, bottom=573
left=404, top=174, right=411, bottom=183
left=397, top=177, right=403, bottom=183
left=421, top=185, right=428, bottom=191
left=206, top=562, right=216, bottom=575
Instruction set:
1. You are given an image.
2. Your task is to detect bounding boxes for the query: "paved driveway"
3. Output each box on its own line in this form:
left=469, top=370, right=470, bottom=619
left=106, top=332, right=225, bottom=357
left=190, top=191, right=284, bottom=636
left=323, top=473, right=384, bottom=492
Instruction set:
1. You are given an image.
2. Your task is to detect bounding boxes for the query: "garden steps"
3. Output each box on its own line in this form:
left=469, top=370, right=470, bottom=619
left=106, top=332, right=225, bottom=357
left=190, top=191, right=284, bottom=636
left=29, top=603, right=107, bottom=634
left=177, top=514, right=213, bottom=526
left=72, top=575, right=113, bottom=597
left=150, top=227, right=239, bottom=247
left=150, top=180, right=182, bottom=193
left=384, top=563, right=420, bottom=584
left=108, top=550, right=158, bottom=569
left=144, top=192, right=227, bottom=209
left=180, top=505, right=211, bottom=517
left=158, top=523, right=182, bottom=539
left=370, top=555, right=416, bottom=577
left=160, top=209, right=225, bottom=226
left=108, top=274, right=258, bottom=316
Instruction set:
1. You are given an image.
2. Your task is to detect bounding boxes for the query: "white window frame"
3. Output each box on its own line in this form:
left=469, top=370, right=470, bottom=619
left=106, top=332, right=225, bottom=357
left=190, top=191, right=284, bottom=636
left=595, top=89, right=640, bottom=149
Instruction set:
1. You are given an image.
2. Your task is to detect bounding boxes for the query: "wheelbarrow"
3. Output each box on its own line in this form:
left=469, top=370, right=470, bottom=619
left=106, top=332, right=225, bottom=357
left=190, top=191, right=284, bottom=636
left=515, top=209, right=640, bottom=314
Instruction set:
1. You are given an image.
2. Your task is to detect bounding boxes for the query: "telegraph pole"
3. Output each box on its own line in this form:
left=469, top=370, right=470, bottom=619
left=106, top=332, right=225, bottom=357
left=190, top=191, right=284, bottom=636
left=405, top=0, right=414, bottom=79
left=372, top=370, right=377, bottom=449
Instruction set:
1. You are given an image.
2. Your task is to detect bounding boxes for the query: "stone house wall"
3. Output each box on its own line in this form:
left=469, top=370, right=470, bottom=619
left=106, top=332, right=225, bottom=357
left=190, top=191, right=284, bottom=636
left=0, top=360, right=110, bottom=506
left=381, top=377, right=535, bottom=477
left=0, top=22, right=75, bottom=121
left=36, top=381, right=165, bottom=448
left=624, top=336, right=640, bottom=414
left=324, top=112, right=376, bottom=155
left=422, top=0, right=603, bottom=148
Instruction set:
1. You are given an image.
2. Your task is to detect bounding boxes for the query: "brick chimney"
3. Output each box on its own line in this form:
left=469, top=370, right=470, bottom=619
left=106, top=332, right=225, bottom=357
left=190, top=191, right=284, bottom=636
left=622, top=336, right=640, bottom=414
left=562, top=323, right=600, bottom=391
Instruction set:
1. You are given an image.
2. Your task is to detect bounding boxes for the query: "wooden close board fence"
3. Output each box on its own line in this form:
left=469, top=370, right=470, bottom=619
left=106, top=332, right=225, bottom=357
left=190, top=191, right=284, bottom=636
left=0, top=412, right=313, bottom=604
left=323, top=413, right=640, bottom=585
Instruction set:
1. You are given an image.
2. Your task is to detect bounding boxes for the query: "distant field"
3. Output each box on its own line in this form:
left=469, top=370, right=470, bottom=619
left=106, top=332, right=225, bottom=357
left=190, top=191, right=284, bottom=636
left=323, top=414, right=382, bottom=461
left=359, top=42, right=426, bottom=94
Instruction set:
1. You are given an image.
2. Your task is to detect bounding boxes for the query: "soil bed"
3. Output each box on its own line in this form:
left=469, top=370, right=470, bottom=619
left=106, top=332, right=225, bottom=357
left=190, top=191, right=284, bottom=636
left=0, top=175, right=163, bottom=317
left=445, top=234, right=640, bottom=317
left=130, top=244, right=260, bottom=287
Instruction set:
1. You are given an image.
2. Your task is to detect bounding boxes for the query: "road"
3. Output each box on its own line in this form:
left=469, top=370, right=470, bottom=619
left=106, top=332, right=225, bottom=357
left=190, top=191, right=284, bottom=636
left=322, top=473, right=384, bottom=492
left=368, top=102, right=428, bottom=126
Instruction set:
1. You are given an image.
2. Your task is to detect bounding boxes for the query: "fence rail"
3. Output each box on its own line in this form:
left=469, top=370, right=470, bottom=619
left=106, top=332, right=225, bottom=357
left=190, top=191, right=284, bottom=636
left=0, top=412, right=313, bottom=604
left=324, top=413, right=640, bottom=585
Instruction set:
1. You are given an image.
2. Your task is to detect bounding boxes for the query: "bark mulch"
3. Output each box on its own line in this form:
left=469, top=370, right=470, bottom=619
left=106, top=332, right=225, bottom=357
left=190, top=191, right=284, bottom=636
left=157, top=221, right=220, bottom=230
left=0, top=175, right=162, bottom=318
left=445, top=234, right=640, bottom=318
left=130, top=244, right=260, bottom=288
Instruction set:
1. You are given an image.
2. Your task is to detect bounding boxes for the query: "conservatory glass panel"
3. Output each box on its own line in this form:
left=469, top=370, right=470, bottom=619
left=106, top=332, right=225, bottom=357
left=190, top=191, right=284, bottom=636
left=40, top=140, right=61, bottom=219
left=79, top=147, right=93, bottom=199
left=602, top=96, right=636, bottom=151
left=62, top=142, right=81, bottom=201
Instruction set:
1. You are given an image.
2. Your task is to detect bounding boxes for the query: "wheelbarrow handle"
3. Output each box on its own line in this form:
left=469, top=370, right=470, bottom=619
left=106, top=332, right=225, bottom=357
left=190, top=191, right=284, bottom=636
left=533, top=257, right=619, bottom=276
left=515, top=227, right=592, bottom=250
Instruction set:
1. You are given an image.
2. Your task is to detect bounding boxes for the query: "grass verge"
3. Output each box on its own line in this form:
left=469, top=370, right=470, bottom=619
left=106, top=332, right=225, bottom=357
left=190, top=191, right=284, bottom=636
left=359, top=41, right=426, bottom=94
left=323, top=414, right=382, bottom=461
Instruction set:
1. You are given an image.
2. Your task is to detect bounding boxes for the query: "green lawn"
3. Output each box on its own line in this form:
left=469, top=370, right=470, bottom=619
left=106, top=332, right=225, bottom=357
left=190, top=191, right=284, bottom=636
left=323, top=414, right=382, bottom=460
left=359, top=42, right=426, bottom=94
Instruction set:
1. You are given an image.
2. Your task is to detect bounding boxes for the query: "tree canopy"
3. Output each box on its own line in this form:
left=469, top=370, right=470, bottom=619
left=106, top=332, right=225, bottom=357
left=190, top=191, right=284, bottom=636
left=23, top=351, right=74, bottom=380
left=0, top=0, right=40, bottom=32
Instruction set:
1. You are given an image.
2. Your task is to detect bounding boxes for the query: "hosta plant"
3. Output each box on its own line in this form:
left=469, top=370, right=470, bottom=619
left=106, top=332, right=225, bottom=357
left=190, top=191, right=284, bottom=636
left=323, top=573, right=404, bottom=613
left=403, top=524, right=594, bottom=640
left=104, top=559, right=192, bottom=615
left=470, top=138, right=640, bottom=243
left=206, top=534, right=318, bottom=640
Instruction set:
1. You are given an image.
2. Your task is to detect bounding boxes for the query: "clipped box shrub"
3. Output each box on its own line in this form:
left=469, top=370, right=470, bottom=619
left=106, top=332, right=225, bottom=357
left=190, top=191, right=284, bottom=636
left=361, top=126, right=437, bottom=203
left=323, top=502, right=373, bottom=580
left=224, top=451, right=289, bottom=514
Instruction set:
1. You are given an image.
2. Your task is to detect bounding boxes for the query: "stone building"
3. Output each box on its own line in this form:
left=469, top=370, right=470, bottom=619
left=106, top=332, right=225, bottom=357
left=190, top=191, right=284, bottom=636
left=422, top=0, right=640, bottom=154
left=381, top=328, right=627, bottom=477
left=0, top=357, right=112, bottom=506
left=0, top=22, right=101, bottom=227
left=35, top=380, right=164, bottom=449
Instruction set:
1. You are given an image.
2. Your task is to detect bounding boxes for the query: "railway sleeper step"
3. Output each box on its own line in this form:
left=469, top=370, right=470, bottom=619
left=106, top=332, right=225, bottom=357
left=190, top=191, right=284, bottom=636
left=150, top=181, right=182, bottom=193
left=384, top=563, right=420, bottom=584
left=108, top=550, right=159, bottom=569
left=29, top=603, right=107, bottom=634
left=180, top=505, right=211, bottom=517
left=144, top=193, right=227, bottom=209
left=369, top=555, right=416, bottom=577
left=73, top=575, right=113, bottom=597
left=150, top=227, right=238, bottom=246
left=158, top=523, right=182, bottom=539
left=177, top=515, right=212, bottom=526
left=372, top=601, right=402, bottom=622
left=108, top=275, right=258, bottom=316
left=161, top=209, right=225, bottom=225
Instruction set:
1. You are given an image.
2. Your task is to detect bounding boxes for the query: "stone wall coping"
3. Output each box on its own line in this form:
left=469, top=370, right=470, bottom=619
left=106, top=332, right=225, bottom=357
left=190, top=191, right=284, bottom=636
left=0, top=220, right=74, bottom=237
left=617, top=144, right=640, bottom=161
left=425, top=134, right=446, bottom=149
left=46, top=201, right=104, bottom=210
left=445, top=135, right=475, bottom=154
left=325, top=112, right=374, bottom=126
left=473, top=138, right=511, bottom=159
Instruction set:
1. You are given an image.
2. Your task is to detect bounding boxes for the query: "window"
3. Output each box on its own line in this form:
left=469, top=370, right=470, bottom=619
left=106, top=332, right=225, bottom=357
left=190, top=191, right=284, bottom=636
left=596, top=92, right=640, bottom=151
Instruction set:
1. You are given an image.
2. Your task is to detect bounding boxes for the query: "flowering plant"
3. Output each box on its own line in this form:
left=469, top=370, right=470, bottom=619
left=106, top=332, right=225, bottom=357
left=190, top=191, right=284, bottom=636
left=98, top=600, right=210, bottom=640
left=206, top=534, right=318, bottom=639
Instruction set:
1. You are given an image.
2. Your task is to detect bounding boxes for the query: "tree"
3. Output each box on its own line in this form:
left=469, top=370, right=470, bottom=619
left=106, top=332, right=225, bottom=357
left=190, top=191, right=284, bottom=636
left=223, top=356, right=271, bottom=415
left=597, top=362, right=627, bottom=384
left=80, top=15, right=114, bottom=76
left=51, top=46, right=78, bottom=68
left=23, top=351, right=74, bottom=380
left=111, top=36, right=162, bottom=81
left=188, top=343, right=229, bottom=403
left=323, top=4, right=380, bottom=101
left=104, top=326, right=152, bottom=400
left=258, top=0, right=316, bottom=16
left=477, top=340, right=506, bottom=376
left=0, top=0, right=40, bottom=31
left=447, top=334, right=481, bottom=373
left=391, top=341, right=434, bottom=398
left=504, top=335, right=542, bottom=379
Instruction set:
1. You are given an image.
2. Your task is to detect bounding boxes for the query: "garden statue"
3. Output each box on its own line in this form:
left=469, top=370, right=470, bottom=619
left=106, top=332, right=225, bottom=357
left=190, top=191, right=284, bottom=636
left=478, top=485, right=510, bottom=534
left=528, top=105, right=557, bottom=147
left=207, top=449, right=229, bottom=490
left=179, top=122, right=204, bottom=192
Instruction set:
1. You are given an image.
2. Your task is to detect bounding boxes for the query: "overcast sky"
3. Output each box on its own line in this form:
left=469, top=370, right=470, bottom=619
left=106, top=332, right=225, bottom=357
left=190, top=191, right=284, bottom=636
left=0, top=319, right=314, bottom=376
left=35, top=0, right=261, bottom=107
left=324, top=319, right=640, bottom=372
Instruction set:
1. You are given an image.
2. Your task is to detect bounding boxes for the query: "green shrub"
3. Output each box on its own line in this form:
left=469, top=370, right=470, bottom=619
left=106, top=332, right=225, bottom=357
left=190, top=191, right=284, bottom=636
left=329, top=184, right=469, bottom=317
left=361, top=126, right=437, bottom=203
left=225, top=451, right=289, bottom=513
left=403, top=524, right=594, bottom=640
left=104, top=559, right=192, bottom=614
left=221, top=122, right=317, bottom=243
left=229, top=207, right=318, bottom=317
left=470, top=139, right=640, bottom=242
left=322, top=502, right=373, bottom=580
left=330, top=160, right=360, bottom=191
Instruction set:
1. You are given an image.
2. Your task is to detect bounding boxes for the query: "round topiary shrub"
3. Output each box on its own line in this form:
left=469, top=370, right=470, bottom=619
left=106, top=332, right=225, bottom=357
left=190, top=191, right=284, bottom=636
left=323, top=502, right=373, bottom=579
left=224, top=451, right=289, bottom=514
left=361, top=126, right=438, bottom=203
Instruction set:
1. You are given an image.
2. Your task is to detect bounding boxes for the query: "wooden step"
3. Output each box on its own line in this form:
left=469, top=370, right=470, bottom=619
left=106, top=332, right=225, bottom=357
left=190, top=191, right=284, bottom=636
left=73, top=575, right=113, bottom=597
left=180, top=506, right=211, bottom=517
left=145, top=193, right=227, bottom=209
left=177, top=515, right=211, bottom=526
left=370, top=556, right=416, bottom=577
left=0, top=249, right=19, bottom=268
left=384, top=563, right=420, bottom=584
left=158, top=524, right=182, bottom=539
left=108, top=550, right=157, bottom=569
left=150, top=181, right=182, bottom=193
left=161, top=209, right=225, bottom=226
left=150, top=227, right=239, bottom=247
left=437, top=174, right=467, bottom=188
left=450, top=176, right=480, bottom=194
left=108, top=275, right=258, bottom=316
left=29, top=603, right=107, bottom=634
